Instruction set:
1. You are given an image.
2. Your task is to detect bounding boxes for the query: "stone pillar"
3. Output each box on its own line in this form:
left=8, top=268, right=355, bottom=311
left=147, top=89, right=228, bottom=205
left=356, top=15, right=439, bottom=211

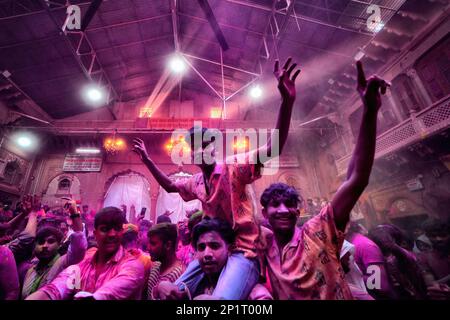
left=406, top=68, right=433, bottom=108
left=150, top=191, right=158, bottom=223
left=385, top=89, right=405, bottom=122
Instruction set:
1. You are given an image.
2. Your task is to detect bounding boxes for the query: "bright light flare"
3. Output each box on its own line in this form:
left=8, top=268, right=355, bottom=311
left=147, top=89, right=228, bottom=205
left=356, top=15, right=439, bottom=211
left=249, top=85, right=263, bottom=99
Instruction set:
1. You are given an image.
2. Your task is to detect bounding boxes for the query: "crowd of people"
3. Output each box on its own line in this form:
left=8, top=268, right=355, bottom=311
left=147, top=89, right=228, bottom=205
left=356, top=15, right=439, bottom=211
left=0, top=59, right=448, bottom=300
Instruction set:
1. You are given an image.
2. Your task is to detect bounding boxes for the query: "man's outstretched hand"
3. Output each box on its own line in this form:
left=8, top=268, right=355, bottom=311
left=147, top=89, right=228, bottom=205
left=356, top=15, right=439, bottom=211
left=22, top=195, right=41, bottom=214
left=132, top=138, right=149, bottom=161
left=163, top=210, right=174, bottom=217
left=274, top=57, right=301, bottom=102
left=356, top=60, right=390, bottom=111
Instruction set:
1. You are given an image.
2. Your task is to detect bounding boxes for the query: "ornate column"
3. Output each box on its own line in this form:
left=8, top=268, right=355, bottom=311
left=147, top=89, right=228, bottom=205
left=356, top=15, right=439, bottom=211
left=384, top=89, right=405, bottom=122
left=406, top=68, right=433, bottom=108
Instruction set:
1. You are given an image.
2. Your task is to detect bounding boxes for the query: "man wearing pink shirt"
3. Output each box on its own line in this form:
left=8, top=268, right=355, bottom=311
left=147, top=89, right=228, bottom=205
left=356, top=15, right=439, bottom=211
left=133, top=58, right=301, bottom=300
left=258, top=61, right=389, bottom=299
left=26, top=207, right=145, bottom=300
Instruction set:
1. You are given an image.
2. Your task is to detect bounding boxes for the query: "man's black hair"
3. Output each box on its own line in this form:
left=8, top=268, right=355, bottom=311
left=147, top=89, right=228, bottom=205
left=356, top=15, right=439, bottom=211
left=156, top=215, right=172, bottom=224
left=148, top=223, right=178, bottom=251
left=139, top=219, right=152, bottom=229
left=186, top=126, right=209, bottom=143
left=36, top=226, right=64, bottom=244
left=186, top=126, right=219, bottom=149
left=94, top=206, right=126, bottom=229
left=260, top=183, right=303, bottom=209
left=188, top=211, right=203, bottom=232
left=122, top=230, right=139, bottom=246
left=191, top=218, right=235, bottom=248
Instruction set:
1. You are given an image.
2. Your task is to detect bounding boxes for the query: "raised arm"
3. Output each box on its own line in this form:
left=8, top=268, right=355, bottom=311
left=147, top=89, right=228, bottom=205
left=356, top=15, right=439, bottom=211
left=331, top=61, right=388, bottom=231
left=132, top=138, right=179, bottom=193
left=1, top=210, right=28, bottom=232
left=258, top=58, right=300, bottom=163
left=64, top=200, right=87, bottom=266
left=129, top=205, right=137, bottom=225
left=6, top=196, right=39, bottom=264
left=22, top=195, right=41, bottom=237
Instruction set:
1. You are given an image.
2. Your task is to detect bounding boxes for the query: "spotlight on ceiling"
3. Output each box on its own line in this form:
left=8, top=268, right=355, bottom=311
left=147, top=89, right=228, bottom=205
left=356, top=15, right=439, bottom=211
left=169, top=55, right=186, bottom=74
left=249, top=85, right=263, bottom=99
left=17, top=136, right=32, bottom=148
left=82, top=84, right=105, bottom=105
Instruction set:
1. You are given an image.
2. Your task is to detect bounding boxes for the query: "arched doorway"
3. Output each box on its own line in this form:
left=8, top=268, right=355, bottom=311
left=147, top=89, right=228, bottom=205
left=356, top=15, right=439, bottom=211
left=103, top=171, right=151, bottom=221
left=42, top=174, right=81, bottom=209
left=155, top=171, right=202, bottom=224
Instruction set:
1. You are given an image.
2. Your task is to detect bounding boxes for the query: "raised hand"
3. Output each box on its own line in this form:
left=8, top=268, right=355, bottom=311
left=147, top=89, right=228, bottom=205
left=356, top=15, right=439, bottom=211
left=356, top=61, right=390, bottom=111
left=274, top=57, right=301, bottom=102
left=129, top=204, right=137, bottom=224
left=67, top=199, right=77, bottom=215
left=132, top=138, right=149, bottom=161
left=23, top=195, right=41, bottom=213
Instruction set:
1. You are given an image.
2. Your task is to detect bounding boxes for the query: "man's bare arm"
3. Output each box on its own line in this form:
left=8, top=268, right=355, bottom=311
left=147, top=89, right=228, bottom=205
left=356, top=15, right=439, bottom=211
left=332, top=61, right=389, bottom=231
left=133, top=138, right=179, bottom=193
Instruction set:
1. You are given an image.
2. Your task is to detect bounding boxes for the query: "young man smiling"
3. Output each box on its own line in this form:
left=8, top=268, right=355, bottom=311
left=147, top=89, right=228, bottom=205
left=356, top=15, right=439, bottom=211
left=258, top=61, right=389, bottom=300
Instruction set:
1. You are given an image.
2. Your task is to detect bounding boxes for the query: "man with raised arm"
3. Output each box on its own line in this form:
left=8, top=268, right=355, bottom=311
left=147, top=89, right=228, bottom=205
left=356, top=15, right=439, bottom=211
left=258, top=61, right=389, bottom=299
left=132, top=58, right=300, bottom=300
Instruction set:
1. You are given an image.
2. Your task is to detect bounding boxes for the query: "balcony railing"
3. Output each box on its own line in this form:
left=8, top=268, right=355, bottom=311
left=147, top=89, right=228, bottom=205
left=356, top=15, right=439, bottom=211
left=336, top=94, right=450, bottom=176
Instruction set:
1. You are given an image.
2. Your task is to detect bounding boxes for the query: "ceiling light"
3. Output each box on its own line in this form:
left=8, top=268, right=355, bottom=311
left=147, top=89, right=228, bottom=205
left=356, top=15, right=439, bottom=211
left=17, top=136, right=32, bottom=148
left=169, top=56, right=186, bottom=74
left=249, top=85, right=263, bottom=99
left=83, top=84, right=105, bottom=105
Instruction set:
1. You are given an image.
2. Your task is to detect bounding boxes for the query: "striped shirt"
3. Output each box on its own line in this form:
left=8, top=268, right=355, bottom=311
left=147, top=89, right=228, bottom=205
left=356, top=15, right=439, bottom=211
left=146, top=260, right=184, bottom=300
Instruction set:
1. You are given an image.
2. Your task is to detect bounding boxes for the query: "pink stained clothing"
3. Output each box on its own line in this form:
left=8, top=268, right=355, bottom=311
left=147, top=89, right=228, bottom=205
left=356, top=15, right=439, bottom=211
left=259, top=204, right=353, bottom=300
left=176, top=244, right=195, bottom=267
left=174, top=155, right=262, bottom=259
left=0, top=246, right=19, bottom=300
left=349, top=233, right=385, bottom=276
left=39, top=246, right=145, bottom=300
left=248, top=283, right=273, bottom=300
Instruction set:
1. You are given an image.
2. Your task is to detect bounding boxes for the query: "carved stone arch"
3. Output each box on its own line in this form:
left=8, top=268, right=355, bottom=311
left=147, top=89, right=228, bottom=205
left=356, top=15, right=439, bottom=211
left=42, top=173, right=81, bottom=209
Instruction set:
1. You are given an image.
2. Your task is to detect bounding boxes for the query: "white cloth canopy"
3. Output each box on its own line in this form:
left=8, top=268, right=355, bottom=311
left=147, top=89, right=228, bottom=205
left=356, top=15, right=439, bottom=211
left=156, top=187, right=201, bottom=224
left=103, top=174, right=152, bottom=221
left=155, top=172, right=202, bottom=224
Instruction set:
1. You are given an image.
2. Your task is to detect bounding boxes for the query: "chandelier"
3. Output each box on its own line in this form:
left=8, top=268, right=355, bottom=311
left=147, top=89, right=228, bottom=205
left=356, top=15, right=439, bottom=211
left=103, top=130, right=126, bottom=154
left=164, top=135, right=191, bottom=157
